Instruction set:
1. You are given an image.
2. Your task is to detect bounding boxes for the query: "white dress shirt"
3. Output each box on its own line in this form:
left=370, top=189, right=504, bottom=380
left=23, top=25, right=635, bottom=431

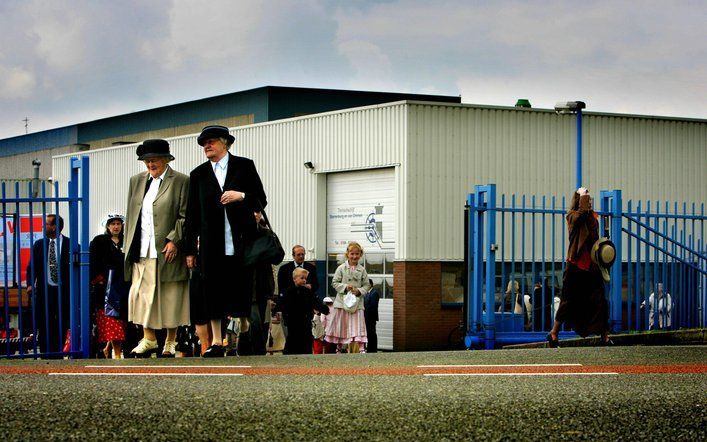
left=139, top=169, right=167, bottom=258
left=211, top=154, right=235, bottom=256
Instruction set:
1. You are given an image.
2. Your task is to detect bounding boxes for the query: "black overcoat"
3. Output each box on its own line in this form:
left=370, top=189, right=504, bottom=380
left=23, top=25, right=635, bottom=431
left=184, top=153, right=267, bottom=279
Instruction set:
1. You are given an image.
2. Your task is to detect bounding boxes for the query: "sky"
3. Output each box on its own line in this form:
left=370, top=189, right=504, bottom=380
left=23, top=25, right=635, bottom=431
left=0, top=0, right=705, bottom=140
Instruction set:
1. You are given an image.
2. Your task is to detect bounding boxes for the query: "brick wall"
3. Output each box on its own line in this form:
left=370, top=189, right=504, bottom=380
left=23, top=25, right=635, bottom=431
left=393, top=261, right=463, bottom=351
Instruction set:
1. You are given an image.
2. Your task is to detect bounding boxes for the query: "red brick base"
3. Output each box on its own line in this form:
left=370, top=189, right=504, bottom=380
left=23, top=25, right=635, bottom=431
left=393, top=261, right=463, bottom=351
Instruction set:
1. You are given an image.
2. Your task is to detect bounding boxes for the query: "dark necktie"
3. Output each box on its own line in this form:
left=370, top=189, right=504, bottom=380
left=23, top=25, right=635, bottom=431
left=48, top=239, right=58, bottom=283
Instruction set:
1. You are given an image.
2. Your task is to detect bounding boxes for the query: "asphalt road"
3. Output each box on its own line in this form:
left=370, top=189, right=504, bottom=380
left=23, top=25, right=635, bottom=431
left=1, top=346, right=705, bottom=441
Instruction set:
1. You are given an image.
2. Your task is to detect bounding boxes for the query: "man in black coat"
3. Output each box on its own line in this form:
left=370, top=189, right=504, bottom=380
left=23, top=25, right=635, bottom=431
left=26, top=214, right=73, bottom=355
left=364, top=279, right=380, bottom=353
left=184, top=125, right=267, bottom=358
left=277, top=245, right=319, bottom=298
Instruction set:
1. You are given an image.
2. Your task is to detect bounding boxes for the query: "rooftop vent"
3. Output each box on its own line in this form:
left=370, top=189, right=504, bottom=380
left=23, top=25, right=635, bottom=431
left=515, top=99, right=531, bottom=108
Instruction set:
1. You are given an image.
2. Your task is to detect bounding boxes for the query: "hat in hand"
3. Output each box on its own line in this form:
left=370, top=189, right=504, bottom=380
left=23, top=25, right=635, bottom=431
left=591, top=237, right=616, bottom=283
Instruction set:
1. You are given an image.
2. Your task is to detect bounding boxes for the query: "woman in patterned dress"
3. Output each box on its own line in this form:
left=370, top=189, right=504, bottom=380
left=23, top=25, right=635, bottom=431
left=90, top=213, right=128, bottom=359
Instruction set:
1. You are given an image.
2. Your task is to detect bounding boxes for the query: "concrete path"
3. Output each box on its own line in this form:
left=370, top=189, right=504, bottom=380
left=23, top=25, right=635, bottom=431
left=1, top=346, right=705, bottom=441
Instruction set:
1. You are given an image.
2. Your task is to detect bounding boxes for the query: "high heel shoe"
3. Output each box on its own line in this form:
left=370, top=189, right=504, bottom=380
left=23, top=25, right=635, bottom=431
left=546, top=333, right=559, bottom=348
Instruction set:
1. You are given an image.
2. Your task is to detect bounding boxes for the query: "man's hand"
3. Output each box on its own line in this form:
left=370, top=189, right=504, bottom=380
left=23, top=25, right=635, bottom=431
left=162, top=241, right=178, bottom=263
left=186, top=255, right=196, bottom=269
left=26, top=285, right=32, bottom=294
left=221, top=190, right=245, bottom=205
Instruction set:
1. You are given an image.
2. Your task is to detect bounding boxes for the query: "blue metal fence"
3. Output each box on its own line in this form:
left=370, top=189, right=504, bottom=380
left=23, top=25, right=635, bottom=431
left=465, top=184, right=706, bottom=349
left=1, top=156, right=90, bottom=358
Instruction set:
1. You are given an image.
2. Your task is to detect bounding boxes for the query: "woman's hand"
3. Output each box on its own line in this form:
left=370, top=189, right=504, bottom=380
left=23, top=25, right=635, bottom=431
left=221, top=190, right=245, bottom=205
left=162, top=241, right=178, bottom=263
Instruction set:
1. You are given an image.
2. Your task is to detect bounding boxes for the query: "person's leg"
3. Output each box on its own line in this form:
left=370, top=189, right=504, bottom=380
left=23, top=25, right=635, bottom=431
left=195, top=323, right=210, bottom=355
left=112, top=341, right=122, bottom=359
left=210, top=319, right=222, bottom=347
left=103, top=342, right=112, bottom=359
left=143, top=327, right=157, bottom=341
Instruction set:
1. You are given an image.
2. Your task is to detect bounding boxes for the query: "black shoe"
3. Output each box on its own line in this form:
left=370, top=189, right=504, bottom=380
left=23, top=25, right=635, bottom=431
left=600, top=337, right=614, bottom=346
left=546, top=333, right=559, bottom=348
left=202, top=344, right=225, bottom=358
left=226, top=348, right=239, bottom=357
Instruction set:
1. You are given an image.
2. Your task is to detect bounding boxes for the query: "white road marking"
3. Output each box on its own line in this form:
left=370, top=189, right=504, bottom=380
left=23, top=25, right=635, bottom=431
left=83, top=365, right=252, bottom=368
left=424, top=372, right=618, bottom=377
left=50, top=373, right=244, bottom=377
left=417, top=364, right=582, bottom=368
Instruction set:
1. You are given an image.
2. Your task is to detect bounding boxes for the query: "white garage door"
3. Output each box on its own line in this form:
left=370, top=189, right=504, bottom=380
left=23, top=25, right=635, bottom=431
left=326, top=168, right=395, bottom=350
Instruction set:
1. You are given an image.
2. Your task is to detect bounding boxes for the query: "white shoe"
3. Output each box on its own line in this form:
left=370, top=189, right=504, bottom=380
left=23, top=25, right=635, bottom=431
left=130, top=338, right=158, bottom=357
left=162, top=340, right=176, bottom=357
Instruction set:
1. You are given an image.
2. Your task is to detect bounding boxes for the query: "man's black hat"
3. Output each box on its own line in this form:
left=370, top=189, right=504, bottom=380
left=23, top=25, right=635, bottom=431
left=136, top=139, right=174, bottom=161
left=197, top=125, right=235, bottom=146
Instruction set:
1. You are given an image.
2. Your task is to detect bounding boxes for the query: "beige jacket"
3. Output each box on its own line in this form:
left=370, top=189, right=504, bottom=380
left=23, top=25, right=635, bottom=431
left=331, top=262, right=371, bottom=312
left=124, top=166, right=190, bottom=282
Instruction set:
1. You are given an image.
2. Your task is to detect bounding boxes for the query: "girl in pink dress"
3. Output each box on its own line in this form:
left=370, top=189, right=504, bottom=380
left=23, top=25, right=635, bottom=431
left=324, top=242, right=371, bottom=353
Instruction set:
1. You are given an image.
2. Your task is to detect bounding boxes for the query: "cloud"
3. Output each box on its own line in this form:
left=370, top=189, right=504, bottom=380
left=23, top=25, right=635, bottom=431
left=0, top=0, right=704, bottom=140
left=0, top=66, right=36, bottom=99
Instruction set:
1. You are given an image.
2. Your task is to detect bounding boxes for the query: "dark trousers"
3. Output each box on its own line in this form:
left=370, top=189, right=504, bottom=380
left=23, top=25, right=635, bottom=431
left=35, top=286, right=70, bottom=355
left=365, top=319, right=378, bottom=353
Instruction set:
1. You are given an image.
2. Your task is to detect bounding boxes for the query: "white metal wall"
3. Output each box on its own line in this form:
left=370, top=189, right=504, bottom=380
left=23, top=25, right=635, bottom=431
left=405, top=103, right=707, bottom=261
left=53, top=103, right=408, bottom=258
left=52, top=101, right=706, bottom=262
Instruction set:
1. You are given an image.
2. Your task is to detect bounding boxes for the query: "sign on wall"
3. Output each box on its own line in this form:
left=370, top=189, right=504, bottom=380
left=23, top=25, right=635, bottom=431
left=326, top=168, right=396, bottom=254
left=0, top=215, right=44, bottom=287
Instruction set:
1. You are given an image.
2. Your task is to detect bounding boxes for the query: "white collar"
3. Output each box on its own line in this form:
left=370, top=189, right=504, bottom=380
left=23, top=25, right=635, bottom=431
left=211, top=154, right=229, bottom=171
left=150, top=167, right=168, bottom=181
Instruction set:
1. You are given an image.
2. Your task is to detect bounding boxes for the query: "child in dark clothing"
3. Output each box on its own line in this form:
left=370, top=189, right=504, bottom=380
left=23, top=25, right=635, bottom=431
left=277, top=267, right=329, bottom=355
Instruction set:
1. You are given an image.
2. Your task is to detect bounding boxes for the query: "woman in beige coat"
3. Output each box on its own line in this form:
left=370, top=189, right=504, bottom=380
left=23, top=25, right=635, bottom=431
left=124, top=139, right=190, bottom=357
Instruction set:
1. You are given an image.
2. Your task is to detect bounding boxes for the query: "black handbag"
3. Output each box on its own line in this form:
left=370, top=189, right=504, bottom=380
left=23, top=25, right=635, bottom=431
left=243, top=210, right=285, bottom=267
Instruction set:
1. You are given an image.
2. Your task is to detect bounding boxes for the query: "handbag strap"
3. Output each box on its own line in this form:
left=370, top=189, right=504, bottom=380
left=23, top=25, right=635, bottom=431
left=256, top=199, right=273, bottom=229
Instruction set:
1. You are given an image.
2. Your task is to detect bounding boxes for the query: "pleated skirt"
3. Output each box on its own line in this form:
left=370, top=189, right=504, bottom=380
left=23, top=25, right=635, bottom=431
left=128, top=258, right=190, bottom=329
left=324, top=307, right=367, bottom=344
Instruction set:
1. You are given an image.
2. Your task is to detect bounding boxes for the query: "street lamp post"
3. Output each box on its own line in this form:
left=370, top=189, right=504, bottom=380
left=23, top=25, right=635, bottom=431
left=554, top=101, right=586, bottom=189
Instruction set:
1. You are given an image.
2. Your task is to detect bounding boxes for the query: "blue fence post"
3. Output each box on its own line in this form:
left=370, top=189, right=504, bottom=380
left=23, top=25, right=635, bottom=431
left=474, top=184, right=497, bottom=349
left=68, top=160, right=79, bottom=356
left=610, top=190, right=623, bottom=333
left=70, top=156, right=91, bottom=358
left=472, top=189, right=485, bottom=336
left=466, top=193, right=480, bottom=337
left=601, top=190, right=623, bottom=333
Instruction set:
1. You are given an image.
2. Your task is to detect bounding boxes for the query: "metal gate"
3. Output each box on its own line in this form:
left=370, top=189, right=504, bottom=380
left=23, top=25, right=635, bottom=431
left=465, top=184, right=706, bottom=349
left=1, top=156, right=90, bottom=358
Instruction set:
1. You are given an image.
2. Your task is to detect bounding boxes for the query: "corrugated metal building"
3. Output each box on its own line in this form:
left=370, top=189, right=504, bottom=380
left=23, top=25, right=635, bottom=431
left=53, top=100, right=707, bottom=350
left=0, top=86, right=459, bottom=180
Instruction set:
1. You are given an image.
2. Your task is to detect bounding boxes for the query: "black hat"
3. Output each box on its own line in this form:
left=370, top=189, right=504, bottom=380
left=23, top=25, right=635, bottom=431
left=197, top=125, right=234, bottom=146
left=136, top=139, right=174, bottom=161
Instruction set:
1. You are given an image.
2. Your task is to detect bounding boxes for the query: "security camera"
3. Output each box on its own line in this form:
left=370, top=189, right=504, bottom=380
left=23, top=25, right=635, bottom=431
left=303, top=161, right=314, bottom=170
left=47, top=176, right=54, bottom=183
left=554, top=101, right=586, bottom=114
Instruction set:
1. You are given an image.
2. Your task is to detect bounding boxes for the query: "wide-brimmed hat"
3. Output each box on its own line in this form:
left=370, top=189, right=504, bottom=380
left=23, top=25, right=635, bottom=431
left=101, top=212, right=125, bottom=227
left=136, top=139, right=174, bottom=161
left=197, top=125, right=235, bottom=146
left=591, top=237, right=616, bottom=283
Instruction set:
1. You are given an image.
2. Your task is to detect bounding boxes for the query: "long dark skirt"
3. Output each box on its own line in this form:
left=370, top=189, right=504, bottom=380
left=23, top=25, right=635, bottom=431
left=200, top=256, right=254, bottom=320
left=556, top=264, right=609, bottom=337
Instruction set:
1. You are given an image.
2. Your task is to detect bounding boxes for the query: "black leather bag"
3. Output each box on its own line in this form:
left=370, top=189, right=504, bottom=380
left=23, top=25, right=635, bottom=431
left=243, top=210, right=285, bottom=267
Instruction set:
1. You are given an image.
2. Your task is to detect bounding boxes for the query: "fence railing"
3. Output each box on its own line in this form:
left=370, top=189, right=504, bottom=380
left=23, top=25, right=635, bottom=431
left=466, top=184, right=706, bottom=349
left=1, top=157, right=90, bottom=358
